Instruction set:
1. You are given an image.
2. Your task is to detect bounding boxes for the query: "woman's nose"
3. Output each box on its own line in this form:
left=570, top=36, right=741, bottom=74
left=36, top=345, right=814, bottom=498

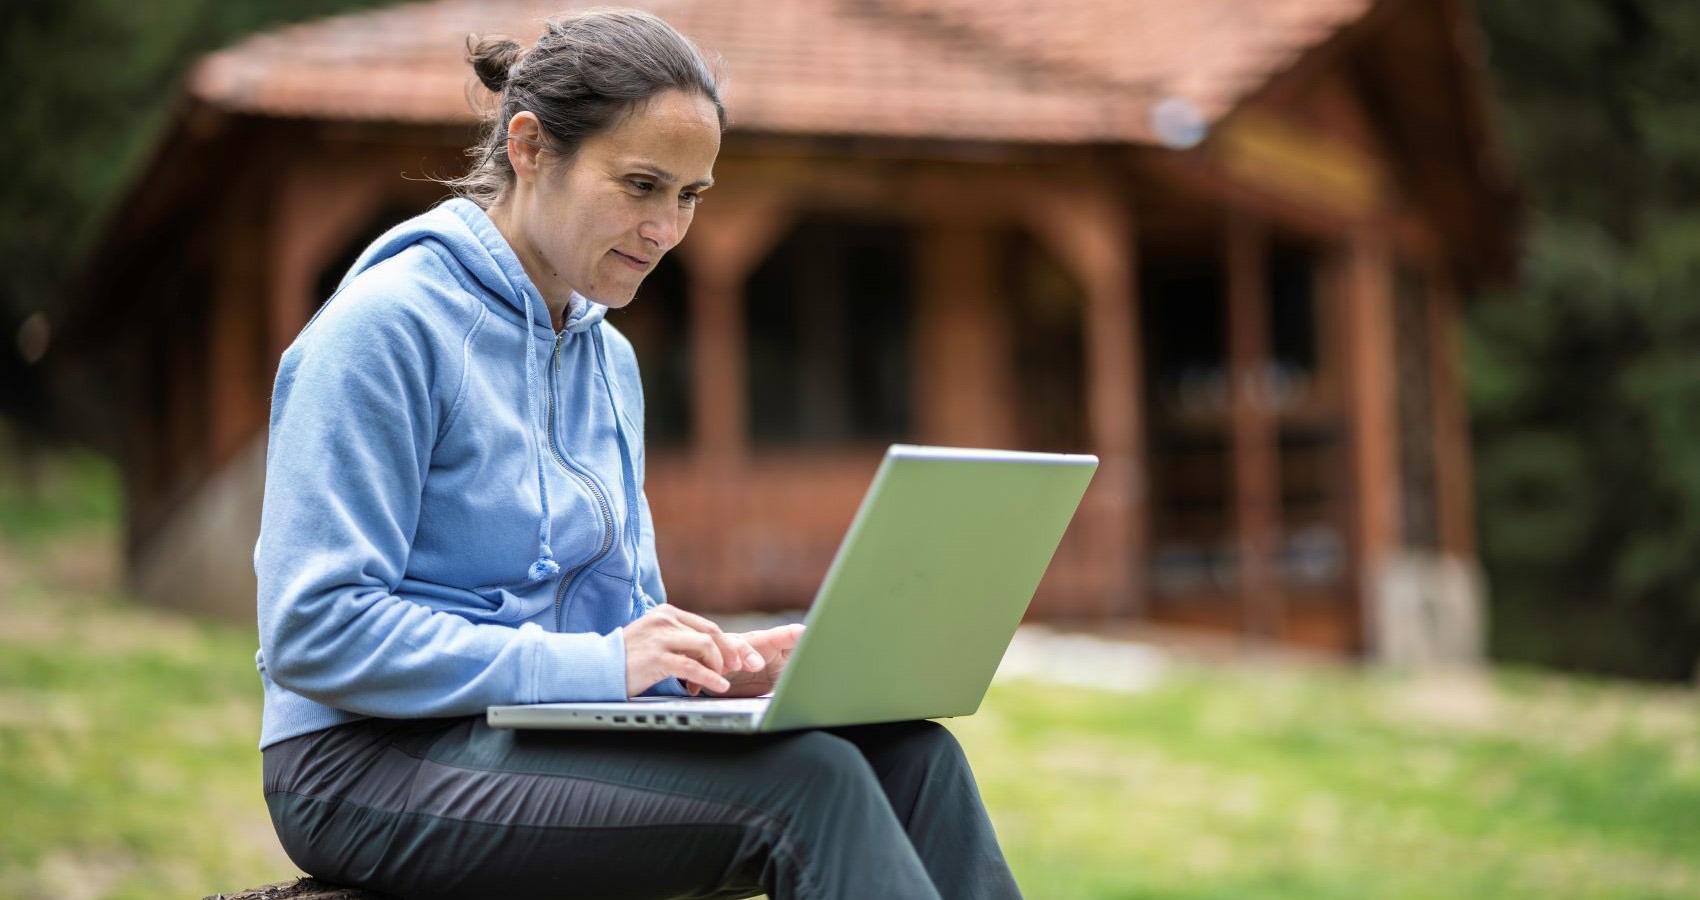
left=640, top=212, right=683, bottom=252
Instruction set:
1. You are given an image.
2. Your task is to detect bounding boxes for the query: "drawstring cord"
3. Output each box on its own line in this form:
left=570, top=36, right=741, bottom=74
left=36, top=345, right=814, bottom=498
left=521, top=288, right=560, bottom=581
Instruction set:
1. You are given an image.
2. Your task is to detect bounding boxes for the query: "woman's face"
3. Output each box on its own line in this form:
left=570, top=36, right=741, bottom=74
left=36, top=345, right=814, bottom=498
left=505, top=89, right=721, bottom=309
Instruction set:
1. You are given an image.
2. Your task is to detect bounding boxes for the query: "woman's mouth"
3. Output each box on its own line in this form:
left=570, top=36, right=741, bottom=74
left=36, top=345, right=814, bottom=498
left=610, top=249, right=650, bottom=271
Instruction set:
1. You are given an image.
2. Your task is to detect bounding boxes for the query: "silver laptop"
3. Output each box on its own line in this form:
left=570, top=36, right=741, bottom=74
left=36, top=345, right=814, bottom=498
left=487, top=444, right=1097, bottom=734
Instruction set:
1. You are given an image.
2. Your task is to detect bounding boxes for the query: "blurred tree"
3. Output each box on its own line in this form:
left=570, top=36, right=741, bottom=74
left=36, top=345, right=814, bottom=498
left=1473, top=0, right=1700, bottom=679
left=0, top=0, right=389, bottom=434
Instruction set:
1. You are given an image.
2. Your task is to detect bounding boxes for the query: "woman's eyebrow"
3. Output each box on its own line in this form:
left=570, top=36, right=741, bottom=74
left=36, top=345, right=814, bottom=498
left=625, top=161, right=714, bottom=190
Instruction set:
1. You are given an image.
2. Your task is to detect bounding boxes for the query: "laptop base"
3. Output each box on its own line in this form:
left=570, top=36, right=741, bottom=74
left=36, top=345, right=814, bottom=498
left=488, top=696, right=769, bottom=733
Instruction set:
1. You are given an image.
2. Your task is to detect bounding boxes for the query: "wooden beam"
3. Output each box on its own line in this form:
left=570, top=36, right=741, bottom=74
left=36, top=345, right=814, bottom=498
left=208, top=177, right=268, bottom=470
left=1020, top=185, right=1145, bottom=618
left=267, top=154, right=389, bottom=363
left=675, top=196, right=793, bottom=470
left=674, top=195, right=793, bottom=606
left=914, top=224, right=1015, bottom=447
left=1339, top=227, right=1402, bottom=653
left=1428, top=273, right=1476, bottom=560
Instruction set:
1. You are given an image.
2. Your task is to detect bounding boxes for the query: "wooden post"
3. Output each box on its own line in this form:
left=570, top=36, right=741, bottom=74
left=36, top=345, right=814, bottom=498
left=1428, top=274, right=1476, bottom=560
left=684, top=270, right=748, bottom=471
left=1339, top=227, right=1401, bottom=653
left=267, top=158, right=387, bottom=364
left=1225, top=210, right=1281, bottom=637
left=675, top=196, right=793, bottom=606
left=208, top=176, right=269, bottom=471
left=914, top=223, right=1016, bottom=447
left=1021, top=185, right=1144, bottom=619
left=676, top=197, right=793, bottom=465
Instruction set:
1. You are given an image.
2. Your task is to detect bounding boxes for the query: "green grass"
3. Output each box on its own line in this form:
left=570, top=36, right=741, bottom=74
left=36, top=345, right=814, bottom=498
left=2, top=453, right=1698, bottom=898
left=0, top=449, right=118, bottom=544
left=0, top=559, right=282, bottom=891
left=953, top=672, right=1700, bottom=898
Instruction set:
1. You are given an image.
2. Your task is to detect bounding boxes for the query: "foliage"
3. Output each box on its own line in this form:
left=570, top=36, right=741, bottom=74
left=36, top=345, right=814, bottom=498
left=0, top=0, right=389, bottom=426
left=1471, top=0, right=1700, bottom=679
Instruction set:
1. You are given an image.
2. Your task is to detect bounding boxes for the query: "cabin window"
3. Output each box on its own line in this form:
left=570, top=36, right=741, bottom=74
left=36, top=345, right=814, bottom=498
left=1142, top=230, right=1347, bottom=598
left=610, top=254, right=691, bottom=447
left=1001, top=230, right=1087, bottom=452
left=744, top=214, right=915, bottom=446
left=1269, top=237, right=1346, bottom=588
left=1143, top=247, right=1234, bottom=595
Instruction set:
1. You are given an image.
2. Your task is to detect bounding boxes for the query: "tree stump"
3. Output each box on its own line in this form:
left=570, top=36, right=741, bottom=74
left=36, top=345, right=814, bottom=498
left=204, top=877, right=391, bottom=899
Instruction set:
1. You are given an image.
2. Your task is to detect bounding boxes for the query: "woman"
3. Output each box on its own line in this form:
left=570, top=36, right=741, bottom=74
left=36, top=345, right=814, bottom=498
left=254, top=9, right=1021, bottom=899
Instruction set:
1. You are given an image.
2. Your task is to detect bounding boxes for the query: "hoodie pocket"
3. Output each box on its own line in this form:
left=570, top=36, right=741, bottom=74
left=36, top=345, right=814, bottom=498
left=467, top=579, right=555, bottom=624
left=392, top=576, right=551, bottom=625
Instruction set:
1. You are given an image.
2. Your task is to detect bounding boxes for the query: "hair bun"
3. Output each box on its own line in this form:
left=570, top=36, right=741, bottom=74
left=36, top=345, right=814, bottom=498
left=468, top=36, right=523, bottom=93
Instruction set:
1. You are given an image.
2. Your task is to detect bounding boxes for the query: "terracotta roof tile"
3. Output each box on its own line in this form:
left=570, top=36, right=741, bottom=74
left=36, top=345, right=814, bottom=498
left=868, top=0, right=1369, bottom=118
left=189, top=0, right=1374, bottom=144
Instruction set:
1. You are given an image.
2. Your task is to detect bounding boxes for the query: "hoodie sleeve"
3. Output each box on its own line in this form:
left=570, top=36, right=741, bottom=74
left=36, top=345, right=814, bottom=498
left=630, top=395, right=669, bottom=614
left=255, top=284, right=629, bottom=718
left=633, top=483, right=691, bottom=698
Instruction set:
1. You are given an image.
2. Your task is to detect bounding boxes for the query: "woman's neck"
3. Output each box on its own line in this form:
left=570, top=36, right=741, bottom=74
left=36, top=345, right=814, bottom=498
left=485, top=200, right=571, bottom=331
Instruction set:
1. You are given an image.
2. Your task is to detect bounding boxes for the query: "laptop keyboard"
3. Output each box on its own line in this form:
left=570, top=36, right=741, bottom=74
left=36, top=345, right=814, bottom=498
left=628, top=697, right=771, bottom=711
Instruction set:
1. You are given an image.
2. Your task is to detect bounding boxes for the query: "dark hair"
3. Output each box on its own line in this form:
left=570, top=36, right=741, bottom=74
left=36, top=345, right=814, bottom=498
left=447, top=8, right=726, bottom=207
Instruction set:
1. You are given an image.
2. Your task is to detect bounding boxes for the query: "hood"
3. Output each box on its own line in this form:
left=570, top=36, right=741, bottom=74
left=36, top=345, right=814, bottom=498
left=336, top=197, right=609, bottom=335
left=333, top=197, right=615, bottom=583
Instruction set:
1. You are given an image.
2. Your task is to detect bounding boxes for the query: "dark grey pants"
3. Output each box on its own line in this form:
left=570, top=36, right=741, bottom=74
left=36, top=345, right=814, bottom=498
left=262, top=715, right=1022, bottom=900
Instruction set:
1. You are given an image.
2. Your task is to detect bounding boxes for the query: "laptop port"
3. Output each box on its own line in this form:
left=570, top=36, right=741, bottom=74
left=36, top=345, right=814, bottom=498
left=634, top=715, right=648, bottom=724
left=612, top=715, right=627, bottom=723
left=676, top=715, right=690, bottom=726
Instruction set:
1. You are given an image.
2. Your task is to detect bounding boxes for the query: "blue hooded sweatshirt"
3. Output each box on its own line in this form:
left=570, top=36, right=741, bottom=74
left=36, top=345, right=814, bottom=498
left=254, top=198, right=685, bottom=750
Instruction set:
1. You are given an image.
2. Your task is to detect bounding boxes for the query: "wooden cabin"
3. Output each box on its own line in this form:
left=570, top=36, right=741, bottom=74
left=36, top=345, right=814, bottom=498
left=56, top=0, right=1516, bottom=659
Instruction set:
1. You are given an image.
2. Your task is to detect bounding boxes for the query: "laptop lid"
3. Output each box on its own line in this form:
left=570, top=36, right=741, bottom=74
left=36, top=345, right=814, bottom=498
left=758, top=445, right=1097, bottom=732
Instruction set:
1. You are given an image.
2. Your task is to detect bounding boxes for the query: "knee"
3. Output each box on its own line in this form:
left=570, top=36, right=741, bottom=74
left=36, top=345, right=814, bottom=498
left=909, top=719, right=965, bottom=757
left=890, top=720, right=973, bottom=775
left=771, top=731, right=883, bottom=799
left=785, top=731, right=876, bottom=777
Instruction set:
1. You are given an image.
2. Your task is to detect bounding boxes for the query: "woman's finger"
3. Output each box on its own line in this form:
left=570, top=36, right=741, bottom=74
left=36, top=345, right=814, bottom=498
left=716, top=630, right=763, bottom=671
left=745, top=624, right=805, bottom=657
left=664, top=627, right=725, bottom=675
left=664, top=608, right=761, bottom=672
left=666, top=607, right=727, bottom=637
left=666, top=653, right=730, bottom=694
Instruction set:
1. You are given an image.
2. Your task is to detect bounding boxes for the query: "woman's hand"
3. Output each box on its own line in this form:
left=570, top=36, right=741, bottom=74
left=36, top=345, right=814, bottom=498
left=623, top=605, right=766, bottom=697
left=699, top=624, right=806, bottom=698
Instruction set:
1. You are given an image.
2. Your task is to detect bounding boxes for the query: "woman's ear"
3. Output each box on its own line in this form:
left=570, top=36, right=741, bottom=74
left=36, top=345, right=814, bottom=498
left=506, top=111, right=545, bottom=180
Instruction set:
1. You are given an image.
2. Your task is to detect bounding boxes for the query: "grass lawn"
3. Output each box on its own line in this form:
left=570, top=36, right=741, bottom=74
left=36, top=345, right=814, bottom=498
left=2, top=454, right=1698, bottom=898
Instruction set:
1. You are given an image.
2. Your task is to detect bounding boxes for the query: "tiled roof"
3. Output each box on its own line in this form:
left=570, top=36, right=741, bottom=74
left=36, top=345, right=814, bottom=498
left=867, top=0, right=1370, bottom=119
left=189, top=0, right=1373, bottom=144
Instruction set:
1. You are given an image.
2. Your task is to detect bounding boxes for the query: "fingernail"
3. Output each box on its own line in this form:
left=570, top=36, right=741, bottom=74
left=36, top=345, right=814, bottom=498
left=746, top=651, right=764, bottom=669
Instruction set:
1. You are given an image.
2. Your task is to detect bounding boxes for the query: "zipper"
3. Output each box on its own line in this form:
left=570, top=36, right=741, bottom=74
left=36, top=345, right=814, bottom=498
left=543, top=330, right=617, bottom=630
